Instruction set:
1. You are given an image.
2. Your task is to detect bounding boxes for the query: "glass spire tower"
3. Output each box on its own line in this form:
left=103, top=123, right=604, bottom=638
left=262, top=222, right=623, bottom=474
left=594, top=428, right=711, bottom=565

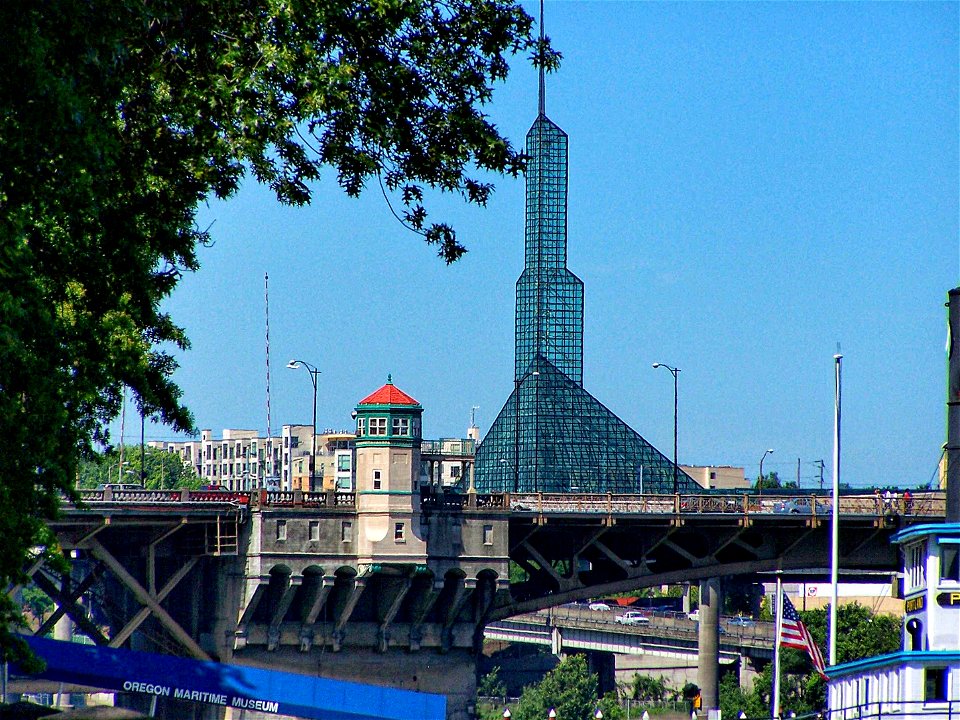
left=515, top=113, right=584, bottom=386
left=474, top=15, right=696, bottom=495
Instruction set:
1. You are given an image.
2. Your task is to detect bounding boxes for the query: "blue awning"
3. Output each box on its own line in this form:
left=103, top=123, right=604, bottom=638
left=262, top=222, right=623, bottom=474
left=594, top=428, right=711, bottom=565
left=17, top=636, right=445, bottom=720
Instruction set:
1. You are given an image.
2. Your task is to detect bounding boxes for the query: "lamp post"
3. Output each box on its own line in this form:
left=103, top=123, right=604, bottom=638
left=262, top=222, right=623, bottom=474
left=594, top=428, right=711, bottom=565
left=513, top=369, right=540, bottom=493
left=652, top=363, right=680, bottom=494
left=287, top=360, right=320, bottom=492
left=759, top=448, right=774, bottom=494
left=110, top=460, right=129, bottom=485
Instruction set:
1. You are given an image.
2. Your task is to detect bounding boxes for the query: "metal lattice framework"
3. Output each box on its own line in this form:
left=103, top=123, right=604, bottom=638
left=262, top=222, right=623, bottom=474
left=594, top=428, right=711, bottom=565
left=476, top=105, right=694, bottom=494
left=476, top=355, right=697, bottom=493
left=516, top=115, right=584, bottom=386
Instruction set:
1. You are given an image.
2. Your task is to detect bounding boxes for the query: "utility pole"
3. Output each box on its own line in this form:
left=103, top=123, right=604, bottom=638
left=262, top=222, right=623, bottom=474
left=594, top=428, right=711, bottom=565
left=815, top=459, right=825, bottom=490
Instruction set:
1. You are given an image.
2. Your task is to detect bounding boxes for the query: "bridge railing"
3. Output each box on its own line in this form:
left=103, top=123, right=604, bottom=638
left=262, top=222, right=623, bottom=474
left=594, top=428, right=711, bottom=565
left=76, top=488, right=252, bottom=504
left=68, top=488, right=945, bottom=518
left=500, top=607, right=775, bottom=649
left=503, top=491, right=946, bottom=517
left=825, top=699, right=960, bottom=720
left=72, top=488, right=358, bottom=508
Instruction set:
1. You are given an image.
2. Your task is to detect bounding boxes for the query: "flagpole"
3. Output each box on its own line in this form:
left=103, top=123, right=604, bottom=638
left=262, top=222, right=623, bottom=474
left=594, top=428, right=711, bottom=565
left=772, top=575, right=783, bottom=719
left=829, top=353, right=842, bottom=667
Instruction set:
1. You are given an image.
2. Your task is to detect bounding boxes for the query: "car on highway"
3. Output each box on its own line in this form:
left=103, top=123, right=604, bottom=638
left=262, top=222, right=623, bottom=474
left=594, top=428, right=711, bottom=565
left=615, top=610, right=650, bottom=626
left=588, top=602, right=611, bottom=612
left=199, top=484, right=229, bottom=491
left=774, top=498, right=830, bottom=514
left=727, top=615, right=755, bottom=627
left=96, top=483, right=140, bottom=491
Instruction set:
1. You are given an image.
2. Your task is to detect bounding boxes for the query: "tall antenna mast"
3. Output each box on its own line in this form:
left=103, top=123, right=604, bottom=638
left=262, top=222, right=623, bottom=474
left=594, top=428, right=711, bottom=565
left=538, top=0, right=545, bottom=117
left=265, top=272, right=272, bottom=440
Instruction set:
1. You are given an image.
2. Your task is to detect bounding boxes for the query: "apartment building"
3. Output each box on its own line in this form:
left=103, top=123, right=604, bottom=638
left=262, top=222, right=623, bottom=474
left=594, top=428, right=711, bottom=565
left=149, top=429, right=281, bottom=490
left=152, top=426, right=475, bottom=493
left=680, top=465, right=748, bottom=491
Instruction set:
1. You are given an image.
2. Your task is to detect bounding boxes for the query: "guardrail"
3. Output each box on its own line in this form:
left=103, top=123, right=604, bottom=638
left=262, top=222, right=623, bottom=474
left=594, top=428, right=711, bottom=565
left=502, top=491, right=945, bottom=518
left=73, top=488, right=356, bottom=508
left=67, top=489, right=944, bottom=518
left=826, top=699, right=960, bottom=720
left=491, top=607, right=775, bottom=650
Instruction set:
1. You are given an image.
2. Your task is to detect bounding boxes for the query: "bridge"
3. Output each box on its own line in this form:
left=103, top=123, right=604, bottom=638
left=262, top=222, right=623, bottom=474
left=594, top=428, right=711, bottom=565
left=484, top=607, right=775, bottom=692
left=486, top=606, right=774, bottom=661
left=14, top=488, right=944, bottom=719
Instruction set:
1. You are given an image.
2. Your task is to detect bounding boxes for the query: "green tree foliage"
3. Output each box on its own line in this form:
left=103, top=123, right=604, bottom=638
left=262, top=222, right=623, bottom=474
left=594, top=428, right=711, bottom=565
left=754, top=472, right=783, bottom=491
left=719, top=671, right=766, bottom=720
left=20, top=585, right=54, bottom=625
left=479, top=666, right=508, bottom=699
left=78, top=447, right=201, bottom=490
left=0, top=0, right=556, bottom=661
left=630, top=674, right=669, bottom=702
left=722, top=602, right=902, bottom=717
left=515, top=655, right=609, bottom=720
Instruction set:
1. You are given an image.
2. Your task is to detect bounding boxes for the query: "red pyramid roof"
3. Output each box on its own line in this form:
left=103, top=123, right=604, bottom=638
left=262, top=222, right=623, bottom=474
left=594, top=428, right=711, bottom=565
left=358, top=376, right=420, bottom=406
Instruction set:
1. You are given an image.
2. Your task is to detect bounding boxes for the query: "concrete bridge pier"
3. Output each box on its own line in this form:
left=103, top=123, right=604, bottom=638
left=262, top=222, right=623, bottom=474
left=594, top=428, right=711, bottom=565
left=697, top=577, right=723, bottom=713
left=585, top=651, right=617, bottom=697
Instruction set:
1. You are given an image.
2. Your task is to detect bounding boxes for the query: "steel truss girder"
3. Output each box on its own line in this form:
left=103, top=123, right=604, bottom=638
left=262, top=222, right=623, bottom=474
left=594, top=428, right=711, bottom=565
left=492, top=515, right=899, bottom=620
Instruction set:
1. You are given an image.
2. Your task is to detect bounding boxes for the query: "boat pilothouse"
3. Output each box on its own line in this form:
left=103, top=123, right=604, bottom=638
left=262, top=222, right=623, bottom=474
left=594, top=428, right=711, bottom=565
left=827, top=523, right=960, bottom=719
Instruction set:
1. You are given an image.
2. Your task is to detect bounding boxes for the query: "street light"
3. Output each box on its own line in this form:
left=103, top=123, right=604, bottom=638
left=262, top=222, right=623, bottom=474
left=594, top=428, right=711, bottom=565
left=287, top=359, right=320, bottom=492
left=514, top=369, right=539, bottom=493
left=108, top=460, right=129, bottom=485
left=759, top=448, right=774, bottom=494
left=652, top=363, right=681, bottom=494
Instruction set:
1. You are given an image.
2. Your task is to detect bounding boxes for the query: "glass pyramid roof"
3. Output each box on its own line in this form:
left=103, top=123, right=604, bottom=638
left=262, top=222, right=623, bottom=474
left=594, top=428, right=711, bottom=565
left=475, top=355, right=697, bottom=494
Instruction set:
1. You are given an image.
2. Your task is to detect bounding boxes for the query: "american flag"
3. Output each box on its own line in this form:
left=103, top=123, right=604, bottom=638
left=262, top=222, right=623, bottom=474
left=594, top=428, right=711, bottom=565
left=780, top=592, right=828, bottom=680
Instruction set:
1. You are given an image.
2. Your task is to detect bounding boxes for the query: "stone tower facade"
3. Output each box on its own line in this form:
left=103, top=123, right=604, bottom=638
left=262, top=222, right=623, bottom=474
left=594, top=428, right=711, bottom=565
left=353, top=376, right=427, bottom=567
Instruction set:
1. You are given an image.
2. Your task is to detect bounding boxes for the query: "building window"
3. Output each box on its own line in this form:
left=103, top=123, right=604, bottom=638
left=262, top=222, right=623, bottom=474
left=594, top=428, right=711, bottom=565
left=412, top=419, right=421, bottom=438
left=392, top=417, right=409, bottom=436
left=450, top=466, right=461, bottom=478
left=709, top=471, right=717, bottom=480
left=395, top=523, right=405, bottom=543
left=309, top=520, right=320, bottom=542
left=483, top=525, right=494, bottom=546
left=356, top=418, right=365, bottom=436
left=924, top=667, right=947, bottom=702
left=276, top=520, right=287, bottom=542
left=341, top=521, right=352, bottom=543
left=907, top=543, right=926, bottom=591
left=373, top=470, right=382, bottom=490
left=370, top=418, right=387, bottom=436
left=338, top=455, right=351, bottom=472
left=941, top=545, right=960, bottom=582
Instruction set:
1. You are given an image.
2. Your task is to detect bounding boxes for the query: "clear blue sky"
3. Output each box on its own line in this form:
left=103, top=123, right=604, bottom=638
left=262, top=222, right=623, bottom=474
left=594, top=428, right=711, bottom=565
left=121, top=1, right=959, bottom=490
